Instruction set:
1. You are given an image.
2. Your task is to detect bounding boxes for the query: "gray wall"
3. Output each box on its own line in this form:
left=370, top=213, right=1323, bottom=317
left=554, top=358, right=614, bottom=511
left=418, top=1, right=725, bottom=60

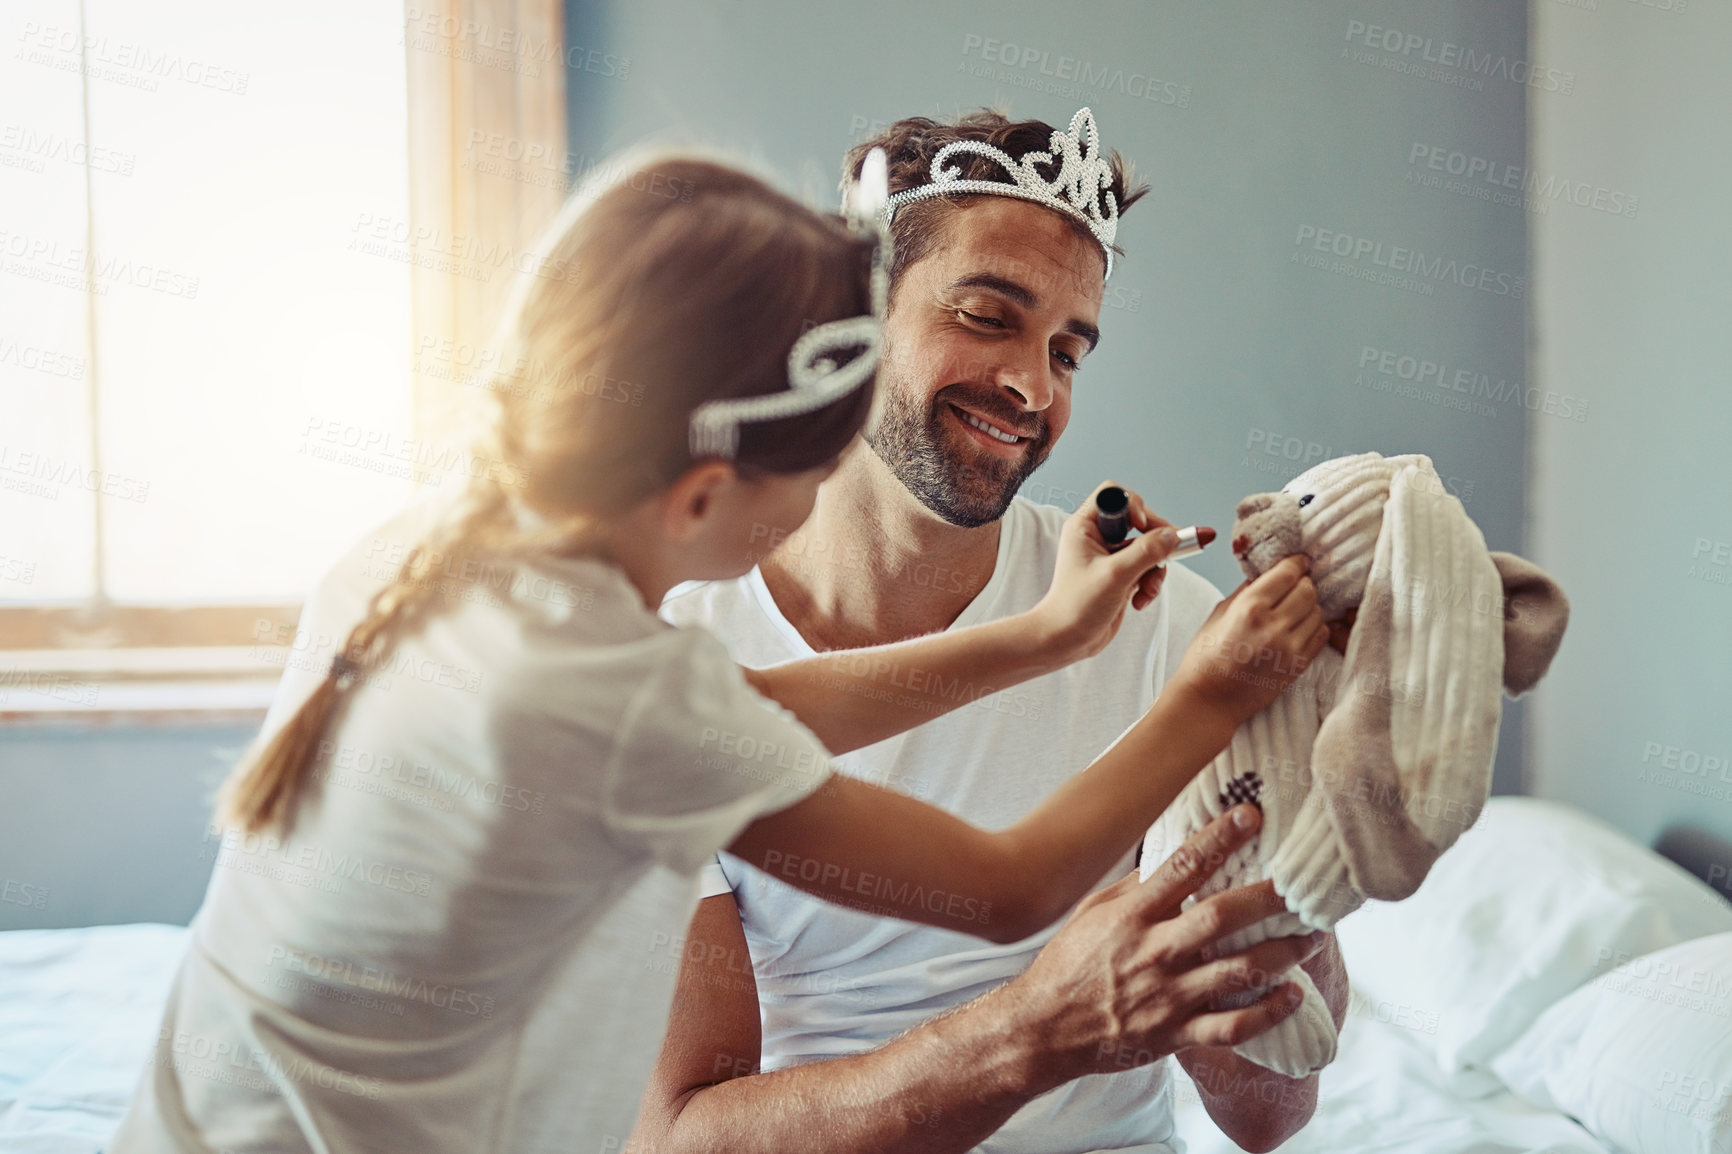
left=567, top=0, right=1535, bottom=789
left=15, top=4, right=1726, bottom=934
left=1527, top=2, right=1732, bottom=849
left=0, top=724, right=234, bottom=929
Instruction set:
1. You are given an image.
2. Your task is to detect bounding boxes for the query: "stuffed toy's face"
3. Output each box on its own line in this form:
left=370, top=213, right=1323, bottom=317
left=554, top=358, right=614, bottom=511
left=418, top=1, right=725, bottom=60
left=1229, top=451, right=1571, bottom=695
left=1230, top=452, right=1418, bottom=624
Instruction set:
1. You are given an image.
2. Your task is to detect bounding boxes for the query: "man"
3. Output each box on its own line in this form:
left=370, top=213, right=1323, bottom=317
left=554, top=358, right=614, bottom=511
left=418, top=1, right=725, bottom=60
left=641, top=109, right=1348, bottom=1153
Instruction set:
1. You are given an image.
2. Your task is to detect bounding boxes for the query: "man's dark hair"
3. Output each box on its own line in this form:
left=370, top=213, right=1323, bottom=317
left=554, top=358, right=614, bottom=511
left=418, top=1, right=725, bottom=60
left=842, top=109, right=1150, bottom=289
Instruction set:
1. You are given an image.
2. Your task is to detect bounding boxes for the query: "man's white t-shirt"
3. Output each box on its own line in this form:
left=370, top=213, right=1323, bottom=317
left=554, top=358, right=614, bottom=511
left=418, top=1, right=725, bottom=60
left=660, top=496, right=1223, bottom=1154
left=110, top=500, right=833, bottom=1154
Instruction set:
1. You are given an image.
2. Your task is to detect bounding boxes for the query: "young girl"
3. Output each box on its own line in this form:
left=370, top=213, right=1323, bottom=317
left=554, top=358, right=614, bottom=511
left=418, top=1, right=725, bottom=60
left=112, top=152, right=1323, bottom=1153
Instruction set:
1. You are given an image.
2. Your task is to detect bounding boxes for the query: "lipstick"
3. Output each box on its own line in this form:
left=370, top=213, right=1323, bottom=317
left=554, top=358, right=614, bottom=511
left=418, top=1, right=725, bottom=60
left=1095, top=486, right=1215, bottom=563
left=1095, top=486, right=1131, bottom=546
left=1163, top=525, right=1213, bottom=564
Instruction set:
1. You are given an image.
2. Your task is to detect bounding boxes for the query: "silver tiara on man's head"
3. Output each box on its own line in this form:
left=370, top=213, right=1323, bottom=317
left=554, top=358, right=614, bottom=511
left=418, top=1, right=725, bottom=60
left=687, top=150, right=892, bottom=461
left=880, top=107, right=1121, bottom=279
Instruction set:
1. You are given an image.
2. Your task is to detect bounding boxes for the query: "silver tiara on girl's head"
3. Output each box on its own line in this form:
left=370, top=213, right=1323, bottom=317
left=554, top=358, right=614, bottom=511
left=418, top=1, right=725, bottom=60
left=687, top=150, right=892, bottom=461
left=881, top=106, right=1121, bottom=279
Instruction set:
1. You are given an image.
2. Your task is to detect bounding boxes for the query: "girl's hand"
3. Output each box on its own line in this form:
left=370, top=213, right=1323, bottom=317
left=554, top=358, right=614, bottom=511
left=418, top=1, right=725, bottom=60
left=1172, top=555, right=1329, bottom=726
left=1027, top=481, right=1215, bottom=663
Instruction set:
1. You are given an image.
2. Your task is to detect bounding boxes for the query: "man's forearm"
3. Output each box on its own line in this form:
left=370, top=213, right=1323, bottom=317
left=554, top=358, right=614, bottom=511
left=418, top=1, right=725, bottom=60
left=648, top=981, right=1064, bottom=1154
left=1173, top=936, right=1349, bottom=1153
left=1175, top=1045, right=1317, bottom=1154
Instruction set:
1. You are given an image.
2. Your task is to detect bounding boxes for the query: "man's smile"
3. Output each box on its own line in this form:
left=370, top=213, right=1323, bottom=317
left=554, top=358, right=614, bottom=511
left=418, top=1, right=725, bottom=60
left=945, top=402, right=1034, bottom=456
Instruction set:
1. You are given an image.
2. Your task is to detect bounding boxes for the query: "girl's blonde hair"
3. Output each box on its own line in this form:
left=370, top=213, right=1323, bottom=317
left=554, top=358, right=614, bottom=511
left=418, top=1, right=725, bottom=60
left=218, top=153, right=878, bottom=832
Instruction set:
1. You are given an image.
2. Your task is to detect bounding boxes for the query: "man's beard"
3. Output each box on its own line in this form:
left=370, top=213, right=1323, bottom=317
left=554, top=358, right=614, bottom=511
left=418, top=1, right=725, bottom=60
left=865, top=368, right=1054, bottom=528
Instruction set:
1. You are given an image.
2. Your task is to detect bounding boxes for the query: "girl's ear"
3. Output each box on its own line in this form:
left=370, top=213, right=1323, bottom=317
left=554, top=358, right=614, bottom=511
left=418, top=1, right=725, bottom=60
left=661, top=460, right=737, bottom=542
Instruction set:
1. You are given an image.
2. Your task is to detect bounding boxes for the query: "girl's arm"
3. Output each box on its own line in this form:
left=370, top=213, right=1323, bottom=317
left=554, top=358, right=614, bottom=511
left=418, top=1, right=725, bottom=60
left=741, top=484, right=1188, bottom=755
left=725, top=553, right=1327, bottom=944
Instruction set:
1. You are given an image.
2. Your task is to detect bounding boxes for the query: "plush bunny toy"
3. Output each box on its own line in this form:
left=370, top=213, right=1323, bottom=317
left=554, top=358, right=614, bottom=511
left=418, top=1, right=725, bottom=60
left=1140, top=452, right=1569, bottom=1077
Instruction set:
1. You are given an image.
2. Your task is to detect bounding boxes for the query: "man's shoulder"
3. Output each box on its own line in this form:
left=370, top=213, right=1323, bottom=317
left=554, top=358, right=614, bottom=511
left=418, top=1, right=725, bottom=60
left=657, top=571, right=807, bottom=668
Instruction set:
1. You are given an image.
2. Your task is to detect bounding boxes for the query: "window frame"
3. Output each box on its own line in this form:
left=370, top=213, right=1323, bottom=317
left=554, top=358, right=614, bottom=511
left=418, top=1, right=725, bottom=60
left=0, top=0, right=569, bottom=724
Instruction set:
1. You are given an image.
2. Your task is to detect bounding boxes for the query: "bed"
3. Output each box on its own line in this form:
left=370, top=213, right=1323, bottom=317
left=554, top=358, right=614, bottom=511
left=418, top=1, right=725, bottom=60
left=0, top=924, right=185, bottom=1153
left=1172, top=1013, right=1612, bottom=1154
left=3, top=799, right=1730, bottom=1154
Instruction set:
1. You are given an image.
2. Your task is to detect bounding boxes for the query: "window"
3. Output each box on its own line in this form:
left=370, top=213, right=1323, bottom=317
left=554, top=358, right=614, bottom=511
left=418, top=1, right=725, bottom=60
left=2, top=0, right=567, bottom=718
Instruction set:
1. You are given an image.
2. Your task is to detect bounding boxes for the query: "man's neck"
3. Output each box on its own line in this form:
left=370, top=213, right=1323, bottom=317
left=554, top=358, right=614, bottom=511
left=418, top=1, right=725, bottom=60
left=759, top=447, right=1004, bottom=651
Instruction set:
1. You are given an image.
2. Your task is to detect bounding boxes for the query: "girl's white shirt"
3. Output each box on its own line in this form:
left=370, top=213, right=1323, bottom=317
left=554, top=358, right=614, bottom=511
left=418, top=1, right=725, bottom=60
left=109, top=498, right=833, bottom=1153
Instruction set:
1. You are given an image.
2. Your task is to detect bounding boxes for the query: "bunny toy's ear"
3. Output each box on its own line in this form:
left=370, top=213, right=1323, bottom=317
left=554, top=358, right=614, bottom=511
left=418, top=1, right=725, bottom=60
left=1300, top=458, right=1507, bottom=903
left=1488, top=552, right=1570, bottom=697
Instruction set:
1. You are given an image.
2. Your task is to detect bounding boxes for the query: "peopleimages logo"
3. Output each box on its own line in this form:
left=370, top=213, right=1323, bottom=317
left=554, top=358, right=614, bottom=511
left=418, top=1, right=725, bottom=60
left=399, top=8, right=630, bottom=80
left=1342, top=20, right=1575, bottom=94
left=959, top=35, right=1192, bottom=107
left=1407, top=144, right=1638, bottom=219
left=0, top=229, right=200, bottom=299
left=0, top=336, right=85, bottom=380
left=0, top=445, right=150, bottom=502
left=1293, top=225, right=1526, bottom=299
left=15, top=21, right=251, bottom=95
left=1356, top=345, right=1590, bottom=423
left=0, top=124, right=135, bottom=176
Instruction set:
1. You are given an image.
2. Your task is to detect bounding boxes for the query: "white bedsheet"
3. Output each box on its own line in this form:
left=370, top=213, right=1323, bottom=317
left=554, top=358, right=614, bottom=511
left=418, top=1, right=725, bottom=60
left=0, top=926, right=1612, bottom=1154
left=0, top=924, right=185, bottom=1154
left=1172, top=989, right=1611, bottom=1154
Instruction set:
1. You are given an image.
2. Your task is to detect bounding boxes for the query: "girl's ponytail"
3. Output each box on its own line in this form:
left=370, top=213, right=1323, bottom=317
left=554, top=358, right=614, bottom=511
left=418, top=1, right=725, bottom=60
left=216, top=484, right=508, bottom=832
left=217, top=152, right=875, bottom=832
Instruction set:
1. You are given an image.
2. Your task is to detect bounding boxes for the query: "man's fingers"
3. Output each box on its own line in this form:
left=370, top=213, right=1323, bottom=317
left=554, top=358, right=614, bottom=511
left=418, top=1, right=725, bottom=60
left=1076, top=869, right=1143, bottom=917
left=1181, top=933, right=1324, bottom=996
left=1174, top=983, right=1307, bottom=1050
left=1157, top=879, right=1288, bottom=955
left=1135, top=807, right=1261, bottom=918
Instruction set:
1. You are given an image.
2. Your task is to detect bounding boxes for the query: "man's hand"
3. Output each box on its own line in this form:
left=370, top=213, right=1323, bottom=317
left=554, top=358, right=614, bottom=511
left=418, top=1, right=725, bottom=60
left=634, top=810, right=1326, bottom=1154
left=1000, top=805, right=1326, bottom=1088
left=1026, top=481, right=1212, bottom=662
left=1172, top=557, right=1329, bottom=725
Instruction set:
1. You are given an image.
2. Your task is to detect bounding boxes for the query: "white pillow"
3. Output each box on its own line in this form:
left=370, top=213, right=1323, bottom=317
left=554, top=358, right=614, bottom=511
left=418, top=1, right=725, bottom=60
left=1491, top=932, right=1732, bottom=1154
left=1334, top=797, right=1732, bottom=1072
